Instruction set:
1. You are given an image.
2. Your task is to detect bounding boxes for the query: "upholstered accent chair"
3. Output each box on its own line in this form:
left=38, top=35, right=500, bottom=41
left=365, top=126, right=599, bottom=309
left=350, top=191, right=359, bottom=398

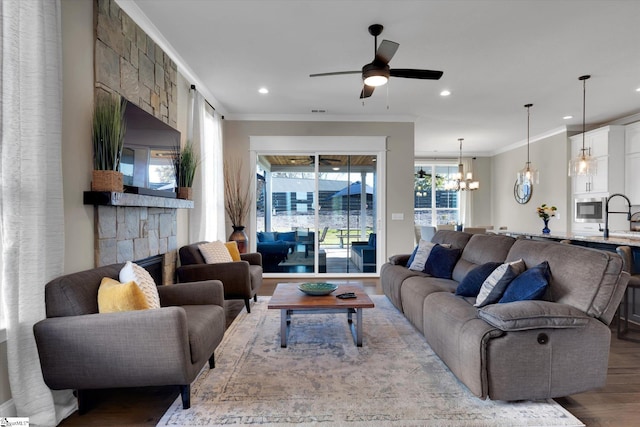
left=33, top=264, right=226, bottom=413
left=177, top=242, right=263, bottom=313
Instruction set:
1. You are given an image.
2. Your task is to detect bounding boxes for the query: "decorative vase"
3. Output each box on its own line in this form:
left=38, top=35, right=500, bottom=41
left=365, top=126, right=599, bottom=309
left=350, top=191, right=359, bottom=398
left=91, top=170, right=123, bottom=192
left=229, top=226, right=248, bottom=253
left=542, top=219, right=550, bottom=234
left=177, top=187, right=192, bottom=200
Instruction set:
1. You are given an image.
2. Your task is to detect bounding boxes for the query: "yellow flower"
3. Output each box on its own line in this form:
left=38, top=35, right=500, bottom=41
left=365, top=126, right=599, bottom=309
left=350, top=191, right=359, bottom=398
left=536, top=204, right=557, bottom=220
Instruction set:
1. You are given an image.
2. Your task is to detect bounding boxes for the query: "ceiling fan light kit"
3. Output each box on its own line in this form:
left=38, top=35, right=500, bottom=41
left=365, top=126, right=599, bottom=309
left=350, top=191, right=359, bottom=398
left=569, top=75, right=598, bottom=177
left=517, top=103, right=539, bottom=185
left=310, top=24, right=443, bottom=99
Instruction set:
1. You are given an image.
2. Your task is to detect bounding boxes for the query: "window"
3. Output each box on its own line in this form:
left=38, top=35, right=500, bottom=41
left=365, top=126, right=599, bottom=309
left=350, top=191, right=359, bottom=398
left=414, top=164, right=459, bottom=226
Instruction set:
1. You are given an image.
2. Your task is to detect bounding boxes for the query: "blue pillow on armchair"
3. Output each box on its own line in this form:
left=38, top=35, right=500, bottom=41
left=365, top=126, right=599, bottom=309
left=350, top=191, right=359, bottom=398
left=424, top=245, right=461, bottom=279
left=278, top=231, right=296, bottom=242
left=258, top=232, right=275, bottom=242
left=368, top=233, right=377, bottom=247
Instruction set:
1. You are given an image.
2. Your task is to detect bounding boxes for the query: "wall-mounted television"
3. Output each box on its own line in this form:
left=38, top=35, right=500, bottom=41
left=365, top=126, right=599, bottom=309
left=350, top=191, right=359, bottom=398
left=119, top=101, right=181, bottom=197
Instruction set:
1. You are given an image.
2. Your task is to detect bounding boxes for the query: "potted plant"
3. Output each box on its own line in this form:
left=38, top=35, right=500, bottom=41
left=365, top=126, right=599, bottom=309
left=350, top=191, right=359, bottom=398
left=173, top=141, right=200, bottom=200
left=91, top=92, right=126, bottom=192
left=224, top=159, right=252, bottom=252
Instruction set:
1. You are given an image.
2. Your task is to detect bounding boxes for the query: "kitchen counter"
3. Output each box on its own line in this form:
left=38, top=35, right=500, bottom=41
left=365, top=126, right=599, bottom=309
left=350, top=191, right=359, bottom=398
left=498, top=230, right=640, bottom=248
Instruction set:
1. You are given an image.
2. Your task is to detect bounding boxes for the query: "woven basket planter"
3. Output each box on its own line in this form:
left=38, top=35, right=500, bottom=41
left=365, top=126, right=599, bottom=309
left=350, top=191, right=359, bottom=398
left=91, top=170, right=123, bottom=192
left=177, top=187, right=193, bottom=200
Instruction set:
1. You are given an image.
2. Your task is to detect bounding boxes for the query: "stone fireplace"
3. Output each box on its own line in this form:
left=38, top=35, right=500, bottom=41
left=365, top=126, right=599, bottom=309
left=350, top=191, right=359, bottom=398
left=88, top=0, right=188, bottom=284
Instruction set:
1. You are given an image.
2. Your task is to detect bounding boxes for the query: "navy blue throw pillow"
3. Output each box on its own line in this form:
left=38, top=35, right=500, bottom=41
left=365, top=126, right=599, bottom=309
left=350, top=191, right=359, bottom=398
left=406, top=244, right=419, bottom=267
left=455, top=262, right=502, bottom=297
left=424, top=245, right=461, bottom=279
left=499, top=261, right=551, bottom=303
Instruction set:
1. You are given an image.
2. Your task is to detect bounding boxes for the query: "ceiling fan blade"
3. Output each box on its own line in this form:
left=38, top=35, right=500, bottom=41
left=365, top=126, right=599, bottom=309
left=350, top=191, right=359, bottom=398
left=375, top=39, right=399, bottom=64
left=310, top=71, right=360, bottom=77
left=390, top=68, right=443, bottom=80
left=360, top=85, right=375, bottom=99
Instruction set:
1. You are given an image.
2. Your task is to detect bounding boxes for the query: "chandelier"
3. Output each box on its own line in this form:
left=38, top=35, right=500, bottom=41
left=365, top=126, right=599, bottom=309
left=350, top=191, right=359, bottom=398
left=444, top=138, right=479, bottom=191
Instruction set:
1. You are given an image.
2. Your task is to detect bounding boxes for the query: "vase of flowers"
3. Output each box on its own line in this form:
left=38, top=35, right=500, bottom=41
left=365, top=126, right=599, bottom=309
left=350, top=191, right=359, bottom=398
left=536, top=204, right=557, bottom=234
left=224, top=159, right=252, bottom=253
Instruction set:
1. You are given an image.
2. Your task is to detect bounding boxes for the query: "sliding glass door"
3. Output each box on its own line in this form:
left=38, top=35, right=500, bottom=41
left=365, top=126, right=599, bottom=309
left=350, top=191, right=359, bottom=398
left=255, top=153, right=378, bottom=275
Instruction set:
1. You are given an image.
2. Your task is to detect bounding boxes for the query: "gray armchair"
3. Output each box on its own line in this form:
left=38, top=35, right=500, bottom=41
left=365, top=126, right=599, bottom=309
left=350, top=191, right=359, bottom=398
left=33, top=263, right=226, bottom=413
left=177, top=242, right=263, bottom=313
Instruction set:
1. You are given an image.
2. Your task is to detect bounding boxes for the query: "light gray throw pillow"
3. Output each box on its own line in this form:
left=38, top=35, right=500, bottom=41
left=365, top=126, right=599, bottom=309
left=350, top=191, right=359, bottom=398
left=474, top=259, right=525, bottom=307
left=408, top=240, right=436, bottom=272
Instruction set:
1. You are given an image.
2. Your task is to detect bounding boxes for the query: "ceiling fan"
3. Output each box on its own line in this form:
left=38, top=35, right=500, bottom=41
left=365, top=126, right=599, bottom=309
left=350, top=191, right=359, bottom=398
left=290, top=156, right=341, bottom=165
left=310, top=24, right=444, bottom=99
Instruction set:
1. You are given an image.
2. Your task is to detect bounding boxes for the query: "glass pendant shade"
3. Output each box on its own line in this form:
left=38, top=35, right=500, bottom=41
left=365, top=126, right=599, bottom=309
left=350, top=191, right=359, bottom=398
left=518, top=104, right=538, bottom=185
left=568, top=75, right=596, bottom=177
left=517, top=163, right=539, bottom=185
left=569, top=150, right=598, bottom=176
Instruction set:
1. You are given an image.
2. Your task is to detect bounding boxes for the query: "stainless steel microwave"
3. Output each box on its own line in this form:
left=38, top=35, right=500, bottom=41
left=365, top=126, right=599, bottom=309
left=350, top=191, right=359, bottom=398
left=575, top=197, right=606, bottom=223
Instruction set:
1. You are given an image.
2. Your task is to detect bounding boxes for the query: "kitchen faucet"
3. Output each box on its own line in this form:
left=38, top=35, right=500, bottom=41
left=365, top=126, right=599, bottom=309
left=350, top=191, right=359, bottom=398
left=604, top=193, right=632, bottom=238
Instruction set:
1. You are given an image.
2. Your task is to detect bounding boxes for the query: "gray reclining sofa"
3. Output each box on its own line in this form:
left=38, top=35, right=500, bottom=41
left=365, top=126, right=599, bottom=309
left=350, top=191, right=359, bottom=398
left=381, top=230, right=629, bottom=401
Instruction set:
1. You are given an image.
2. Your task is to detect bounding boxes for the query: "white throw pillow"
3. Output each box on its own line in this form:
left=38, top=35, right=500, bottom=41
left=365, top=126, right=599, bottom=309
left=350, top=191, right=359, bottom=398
left=409, top=240, right=436, bottom=271
left=198, top=241, right=233, bottom=264
left=119, top=261, right=161, bottom=309
left=474, top=259, right=526, bottom=308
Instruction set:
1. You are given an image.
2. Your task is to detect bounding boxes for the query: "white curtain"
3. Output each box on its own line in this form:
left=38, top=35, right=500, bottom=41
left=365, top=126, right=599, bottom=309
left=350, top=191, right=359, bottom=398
left=210, top=110, right=225, bottom=240
left=187, top=88, right=225, bottom=242
left=1, top=0, right=76, bottom=425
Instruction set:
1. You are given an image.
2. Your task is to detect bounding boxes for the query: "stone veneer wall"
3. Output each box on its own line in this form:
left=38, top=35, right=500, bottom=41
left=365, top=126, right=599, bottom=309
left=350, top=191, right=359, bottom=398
left=95, top=206, right=177, bottom=285
left=93, top=0, right=181, bottom=284
left=95, top=0, right=178, bottom=125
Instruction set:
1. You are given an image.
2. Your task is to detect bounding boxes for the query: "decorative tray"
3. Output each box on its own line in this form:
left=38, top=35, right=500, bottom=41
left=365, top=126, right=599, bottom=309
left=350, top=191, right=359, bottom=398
left=298, top=282, right=338, bottom=296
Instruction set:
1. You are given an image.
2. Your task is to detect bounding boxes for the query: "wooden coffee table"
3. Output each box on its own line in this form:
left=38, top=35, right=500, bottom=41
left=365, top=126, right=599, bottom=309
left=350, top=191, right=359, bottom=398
left=268, top=283, right=375, bottom=347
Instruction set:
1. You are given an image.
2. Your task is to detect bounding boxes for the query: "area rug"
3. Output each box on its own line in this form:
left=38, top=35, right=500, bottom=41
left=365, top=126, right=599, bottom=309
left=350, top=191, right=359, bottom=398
left=157, top=296, right=584, bottom=427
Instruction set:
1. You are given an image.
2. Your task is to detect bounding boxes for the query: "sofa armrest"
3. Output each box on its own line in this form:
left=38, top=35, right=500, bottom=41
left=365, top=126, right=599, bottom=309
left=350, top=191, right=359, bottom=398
left=33, top=307, right=192, bottom=389
left=240, top=252, right=262, bottom=266
left=158, top=280, right=224, bottom=307
left=351, top=241, right=370, bottom=247
left=477, top=300, right=590, bottom=331
left=388, top=254, right=411, bottom=265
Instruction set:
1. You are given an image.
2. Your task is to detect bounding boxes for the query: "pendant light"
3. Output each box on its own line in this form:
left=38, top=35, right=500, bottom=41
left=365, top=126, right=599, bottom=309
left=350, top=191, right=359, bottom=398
left=568, top=75, right=597, bottom=177
left=448, top=138, right=479, bottom=191
left=517, top=103, right=539, bottom=185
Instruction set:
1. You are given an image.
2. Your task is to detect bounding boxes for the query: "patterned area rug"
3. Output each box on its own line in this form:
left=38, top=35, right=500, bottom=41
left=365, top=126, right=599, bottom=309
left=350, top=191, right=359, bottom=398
left=157, top=296, right=584, bottom=427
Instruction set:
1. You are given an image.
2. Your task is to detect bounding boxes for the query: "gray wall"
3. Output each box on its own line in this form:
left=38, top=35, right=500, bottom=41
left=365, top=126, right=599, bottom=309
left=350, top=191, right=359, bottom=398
left=491, top=131, right=571, bottom=232
left=223, top=120, right=416, bottom=258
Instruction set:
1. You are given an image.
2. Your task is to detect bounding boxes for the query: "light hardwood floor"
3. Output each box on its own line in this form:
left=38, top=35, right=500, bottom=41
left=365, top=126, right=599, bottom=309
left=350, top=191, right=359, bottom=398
left=59, top=278, right=640, bottom=426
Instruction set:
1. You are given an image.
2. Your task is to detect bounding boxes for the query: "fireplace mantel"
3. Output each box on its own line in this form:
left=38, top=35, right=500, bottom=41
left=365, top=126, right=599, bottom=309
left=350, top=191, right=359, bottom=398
left=84, top=191, right=194, bottom=209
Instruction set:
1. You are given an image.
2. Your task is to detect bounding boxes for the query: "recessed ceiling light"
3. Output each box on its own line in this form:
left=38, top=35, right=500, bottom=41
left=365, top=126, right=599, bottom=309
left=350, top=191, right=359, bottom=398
left=258, top=87, right=269, bottom=94
left=636, top=87, right=640, bottom=92
left=563, top=115, right=573, bottom=120
left=332, top=167, right=340, bottom=171
left=440, top=90, right=451, bottom=97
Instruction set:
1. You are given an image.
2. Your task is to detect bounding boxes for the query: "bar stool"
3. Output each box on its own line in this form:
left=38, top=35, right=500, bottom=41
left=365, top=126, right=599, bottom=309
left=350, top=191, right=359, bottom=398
left=615, top=246, right=640, bottom=342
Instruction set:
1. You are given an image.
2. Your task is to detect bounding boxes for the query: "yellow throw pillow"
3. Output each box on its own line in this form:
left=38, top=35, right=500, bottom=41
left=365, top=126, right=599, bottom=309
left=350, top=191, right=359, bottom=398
left=225, top=241, right=242, bottom=261
left=98, top=277, right=150, bottom=313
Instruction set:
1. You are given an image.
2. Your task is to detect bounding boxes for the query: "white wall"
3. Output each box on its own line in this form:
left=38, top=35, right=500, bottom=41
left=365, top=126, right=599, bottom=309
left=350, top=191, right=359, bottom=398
left=492, top=132, right=571, bottom=232
left=223, top=120, right=416, bottom=258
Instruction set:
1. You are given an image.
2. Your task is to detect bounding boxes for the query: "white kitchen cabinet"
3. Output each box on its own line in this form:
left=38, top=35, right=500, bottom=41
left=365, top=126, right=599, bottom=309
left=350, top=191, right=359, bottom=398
left=625, top=122, right=640, bottom=204
left=570, top=126, right=625, bottom=196
left=571, top=126, right=625, bottom=235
